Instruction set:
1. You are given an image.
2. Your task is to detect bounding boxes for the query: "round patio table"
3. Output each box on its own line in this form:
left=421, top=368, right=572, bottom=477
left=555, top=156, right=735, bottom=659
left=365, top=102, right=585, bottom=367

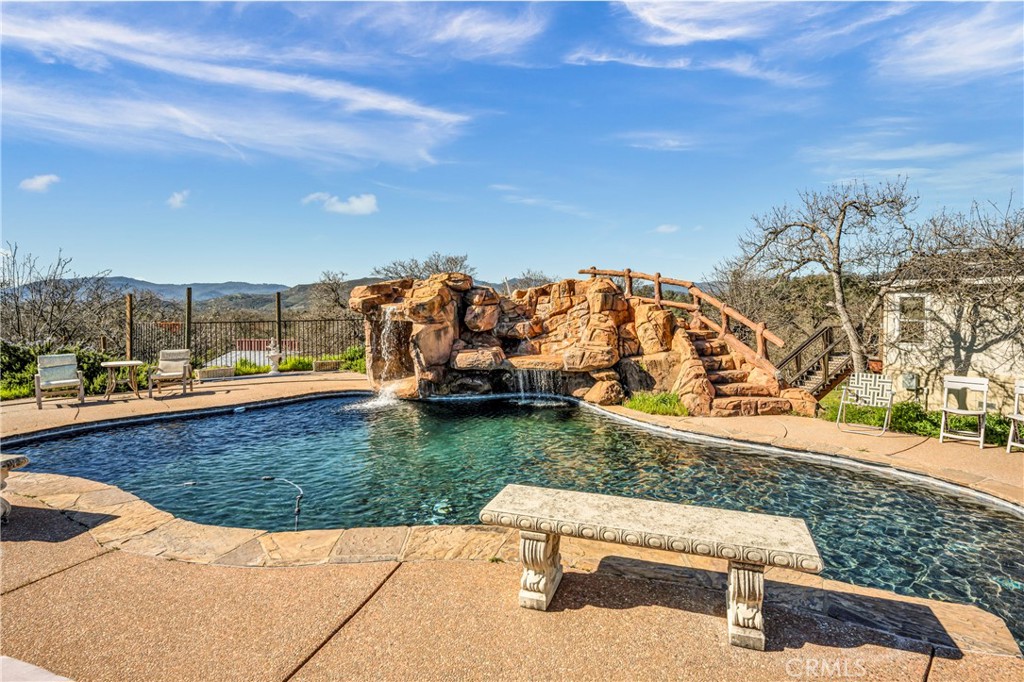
left=101, top=360, right=145, bottom=400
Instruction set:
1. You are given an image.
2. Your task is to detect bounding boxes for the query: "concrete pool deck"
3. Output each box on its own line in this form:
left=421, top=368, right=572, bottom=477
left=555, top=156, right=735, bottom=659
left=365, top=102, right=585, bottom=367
left=1, top=373, right=1022, bottom=680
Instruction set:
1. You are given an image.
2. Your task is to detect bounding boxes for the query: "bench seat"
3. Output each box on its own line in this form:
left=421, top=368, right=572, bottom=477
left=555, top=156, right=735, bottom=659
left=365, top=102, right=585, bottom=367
left=480, top=484, right=823, bottom=650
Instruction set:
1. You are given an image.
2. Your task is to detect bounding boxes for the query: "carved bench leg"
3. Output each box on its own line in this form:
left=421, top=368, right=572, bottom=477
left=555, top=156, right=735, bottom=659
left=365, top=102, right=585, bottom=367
left=727, top=560, right=765, bottom=650
left=518, top=530, right=563, bottom=610
left=1, top=469, right=10, bottom=524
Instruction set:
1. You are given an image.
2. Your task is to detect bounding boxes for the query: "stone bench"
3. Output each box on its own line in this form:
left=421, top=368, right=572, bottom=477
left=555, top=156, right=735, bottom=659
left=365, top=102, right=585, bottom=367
left=479, top=484, right=823, bottom=650
left=1, top=454, right=30, bottom=524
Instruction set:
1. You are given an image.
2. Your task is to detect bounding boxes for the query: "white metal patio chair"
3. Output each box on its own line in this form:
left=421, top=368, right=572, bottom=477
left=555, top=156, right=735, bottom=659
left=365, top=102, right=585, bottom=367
left=939, top=375, right=989, bottom=449
left=835, top=373, right=894, bottom=436
left=148, top=349, right=193, bottom=398
left=1007, top=380, right=1024, bottom=453
left=34, top=354, right=85, bottom=410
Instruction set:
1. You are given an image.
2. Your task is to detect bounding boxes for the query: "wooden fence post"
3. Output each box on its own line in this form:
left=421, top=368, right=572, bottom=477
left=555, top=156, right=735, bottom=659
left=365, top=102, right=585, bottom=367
left=276, top=292, right=283, bottom=351
left=623, top=268, right=633, bottom=297
left=654, top=272, right=662, bottom=305
left=185, top=287, right=193, bottom=351
left=125, top=293, right=133, bottom=360
left=589, top=266, right=597, bottom=279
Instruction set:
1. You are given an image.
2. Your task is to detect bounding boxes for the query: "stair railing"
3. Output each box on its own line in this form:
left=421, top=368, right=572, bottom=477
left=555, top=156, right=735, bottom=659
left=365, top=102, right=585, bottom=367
left=578, top=266, right=785, bottom=361
left=775, top=323, right=851, bottom=391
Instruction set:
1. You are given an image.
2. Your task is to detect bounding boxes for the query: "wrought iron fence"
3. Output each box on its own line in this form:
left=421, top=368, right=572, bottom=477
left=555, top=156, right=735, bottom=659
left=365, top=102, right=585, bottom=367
left=131, top=317, right=364, bottom=367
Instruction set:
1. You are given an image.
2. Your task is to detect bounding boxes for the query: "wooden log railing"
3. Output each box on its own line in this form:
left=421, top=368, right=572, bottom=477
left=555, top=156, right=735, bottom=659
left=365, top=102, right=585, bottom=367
left=579, top=266, right=785, bottom=360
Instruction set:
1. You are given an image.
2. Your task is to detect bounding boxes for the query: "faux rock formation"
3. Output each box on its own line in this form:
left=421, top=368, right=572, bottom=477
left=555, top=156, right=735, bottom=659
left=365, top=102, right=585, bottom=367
left=349, top=272, right=816, bottom=415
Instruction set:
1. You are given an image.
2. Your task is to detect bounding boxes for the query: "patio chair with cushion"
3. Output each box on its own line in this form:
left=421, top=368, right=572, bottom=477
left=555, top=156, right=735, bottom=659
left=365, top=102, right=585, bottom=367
left=939, top=375, right=989, bottom=449
left=148, top=349, right=193, bottom=398
left=1007, top=380, right=1024, bottom=454
left=34, top=354, right=85, bottom=410
left=836, top=373, right=894, bottom=436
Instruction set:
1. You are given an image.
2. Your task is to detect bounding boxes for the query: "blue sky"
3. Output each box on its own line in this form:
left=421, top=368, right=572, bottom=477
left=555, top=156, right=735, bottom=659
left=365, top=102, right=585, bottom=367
left=3, top=1, right=1022, bottom=286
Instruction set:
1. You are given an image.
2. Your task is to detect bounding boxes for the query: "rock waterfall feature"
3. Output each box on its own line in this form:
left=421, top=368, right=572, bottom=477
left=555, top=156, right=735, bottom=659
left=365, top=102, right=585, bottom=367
left=348, top=272, right=816, bottom=416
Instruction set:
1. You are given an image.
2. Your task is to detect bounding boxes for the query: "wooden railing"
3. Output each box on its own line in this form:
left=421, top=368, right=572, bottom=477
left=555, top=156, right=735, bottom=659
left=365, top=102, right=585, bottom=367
left=578, top=267, right=784, bottom=360
left=774, top=323, right=853, bottom=396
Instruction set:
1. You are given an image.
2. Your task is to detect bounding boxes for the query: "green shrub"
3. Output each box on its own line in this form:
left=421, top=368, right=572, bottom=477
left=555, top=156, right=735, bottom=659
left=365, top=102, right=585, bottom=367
left=624, top=391, right=688, bottom=417
left=318, top=345, right=366, bottom=374
left=235, top=358, right=270, bottom=375
left=0, top=341, right=117, bottom=400
left=278, top=356, right=313, bottom=372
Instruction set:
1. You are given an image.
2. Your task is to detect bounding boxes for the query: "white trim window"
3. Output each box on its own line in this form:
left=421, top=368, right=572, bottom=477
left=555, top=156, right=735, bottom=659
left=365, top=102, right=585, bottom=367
left=896, top=295, right=927, bottom=345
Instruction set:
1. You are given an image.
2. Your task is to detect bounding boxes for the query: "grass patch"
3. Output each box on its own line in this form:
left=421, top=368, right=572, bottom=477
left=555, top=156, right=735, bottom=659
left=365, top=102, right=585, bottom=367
left=624, top=391, right=688, bottom=417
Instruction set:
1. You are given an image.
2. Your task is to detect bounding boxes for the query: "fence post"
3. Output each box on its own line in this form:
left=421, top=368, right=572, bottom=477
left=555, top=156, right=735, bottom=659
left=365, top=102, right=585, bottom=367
left=755, top=322, right=766, bottom=359
left=623, top=268, right=633, bottom=297
left=185, top=287, right=193, bottom=351
left=589, top=266, right=596, bottom=279
left=125, top=293, right=134, bottom=360
left=276, top=292, right=283, bottom=352
left=653, top=272, right=662, bottom=305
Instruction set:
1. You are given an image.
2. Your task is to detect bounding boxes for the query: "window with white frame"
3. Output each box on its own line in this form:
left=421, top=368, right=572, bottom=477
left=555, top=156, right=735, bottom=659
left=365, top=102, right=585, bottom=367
left=897, top=295, right=926, bottom=344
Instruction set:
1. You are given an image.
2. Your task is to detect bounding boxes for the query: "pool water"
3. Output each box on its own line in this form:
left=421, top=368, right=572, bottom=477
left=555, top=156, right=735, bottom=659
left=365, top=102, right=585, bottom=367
left=15, top=395, right=1024, bottom=647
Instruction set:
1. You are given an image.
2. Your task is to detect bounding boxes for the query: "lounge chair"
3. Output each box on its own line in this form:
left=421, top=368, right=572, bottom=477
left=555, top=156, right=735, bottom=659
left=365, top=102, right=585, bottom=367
left=836, top=373, right=894, bottom=436
left=1007, top=380, right=1024, bottom=453
left=148, top=349, right=193, bottom=398
left=938, top=375, right=989, bottom=449
left=34, top=354, right=85, bottom=410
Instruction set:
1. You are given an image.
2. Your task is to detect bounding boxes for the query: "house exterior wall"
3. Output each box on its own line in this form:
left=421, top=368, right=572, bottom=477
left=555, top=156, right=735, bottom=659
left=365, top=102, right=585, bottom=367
left=881, top=290, right=1023, bottom=414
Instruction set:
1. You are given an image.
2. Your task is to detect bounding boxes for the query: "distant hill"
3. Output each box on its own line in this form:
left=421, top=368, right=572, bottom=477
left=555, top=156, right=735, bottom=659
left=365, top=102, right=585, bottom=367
left=109, top=277, right=289, bottom=302
left=112, top=274, right=574, bottom=314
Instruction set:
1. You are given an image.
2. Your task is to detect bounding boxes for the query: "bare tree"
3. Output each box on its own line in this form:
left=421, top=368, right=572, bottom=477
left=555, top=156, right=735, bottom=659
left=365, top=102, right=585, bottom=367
left=511, top=269, right=553, bottom=290
left=0, top=243, right=122, bottom=347
left=738, top=179, right=920, bottom=373
left=371, top=252, right=476, bottom=280
left=898, top=201, right=1024, bottom=377
left=310, top=270, right=350, bottom=315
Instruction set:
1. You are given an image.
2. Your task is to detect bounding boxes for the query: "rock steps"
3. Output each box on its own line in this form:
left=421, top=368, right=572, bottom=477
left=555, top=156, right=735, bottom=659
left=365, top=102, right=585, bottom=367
left=688, top=326, right=792, bottom=413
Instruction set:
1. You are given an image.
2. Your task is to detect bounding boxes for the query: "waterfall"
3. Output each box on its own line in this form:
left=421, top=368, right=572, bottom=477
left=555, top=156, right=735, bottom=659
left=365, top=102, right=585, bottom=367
left=513, top=369, right=562, bottom=396
left=349, top=382, right=400, bottom=410
left=378, top=305, right=407, bottom=382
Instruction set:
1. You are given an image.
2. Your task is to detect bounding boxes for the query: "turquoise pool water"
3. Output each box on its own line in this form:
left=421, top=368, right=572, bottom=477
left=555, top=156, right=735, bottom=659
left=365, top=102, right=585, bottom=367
left=14, top=394, right=1024, bottom=647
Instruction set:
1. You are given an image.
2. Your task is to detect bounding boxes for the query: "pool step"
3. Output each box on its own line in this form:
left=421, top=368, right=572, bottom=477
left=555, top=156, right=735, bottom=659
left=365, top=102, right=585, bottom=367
left=711, top=397, right=792, bottom=417
left=713, top=382, right=774, bottom=398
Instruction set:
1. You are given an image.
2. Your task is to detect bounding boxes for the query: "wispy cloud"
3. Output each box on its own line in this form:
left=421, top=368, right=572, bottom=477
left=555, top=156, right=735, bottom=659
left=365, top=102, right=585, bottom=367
left=565, top=48, right=690, bottom=70
left=653, top=224, right=679, bottom=234
left=330, top=3, right=548, bottom=61
left=489, top=185, right=593, bottom=219
left=617, top=131, right=697, bottom=152
left=621, top=1, right=801, bottom=46
left=302, top=192, right=379, bottom=216
left=2, top=81, right=456, bottom=167
left=801, top=125, right=1020, bottom=197
left=875, top=4, right=1024, bottom=83
left=167, top=189, right=189, bottom=209
left=0, top=7, right=468, bottom=166
left=18, top=173, right=60, bottom=192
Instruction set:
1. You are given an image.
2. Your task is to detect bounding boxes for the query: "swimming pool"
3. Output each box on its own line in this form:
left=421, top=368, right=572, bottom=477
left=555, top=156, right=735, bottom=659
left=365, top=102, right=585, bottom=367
left=13, top=394, right=1024, bottom=647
